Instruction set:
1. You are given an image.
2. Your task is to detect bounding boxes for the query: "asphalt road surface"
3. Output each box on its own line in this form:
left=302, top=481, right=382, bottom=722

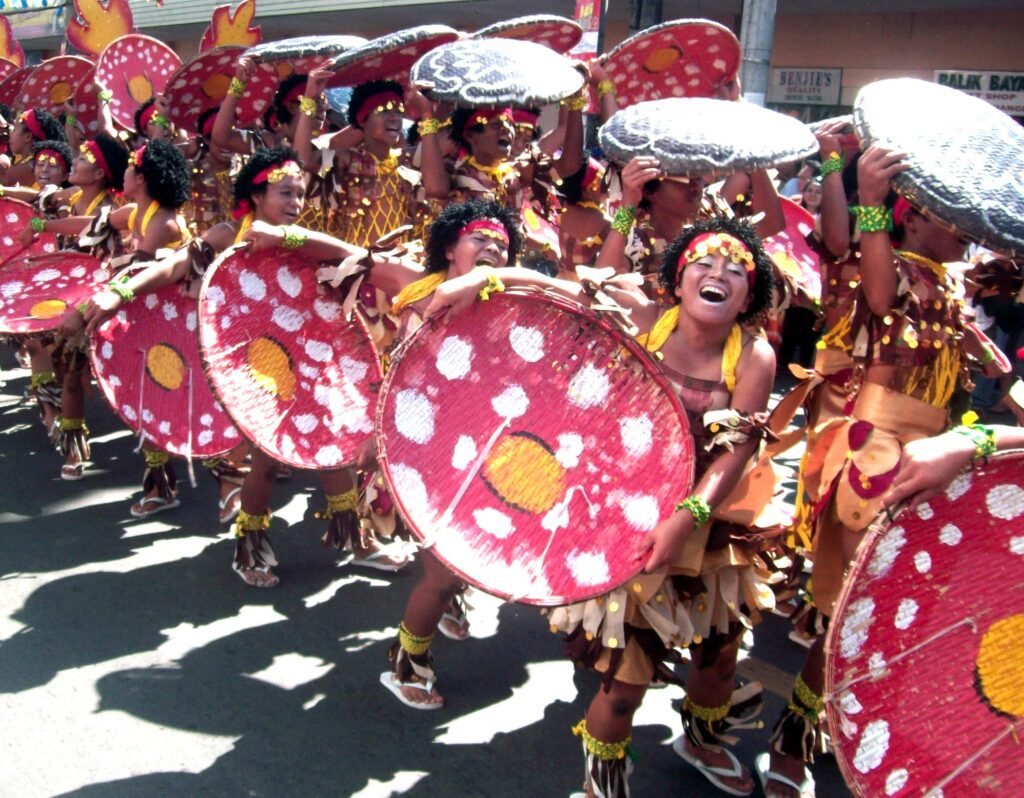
left=0, top=352, right=852, bottom=798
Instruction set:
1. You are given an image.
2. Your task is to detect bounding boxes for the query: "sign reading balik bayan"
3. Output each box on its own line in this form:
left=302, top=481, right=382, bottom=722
left=935, top=70, right=1024, bottom=117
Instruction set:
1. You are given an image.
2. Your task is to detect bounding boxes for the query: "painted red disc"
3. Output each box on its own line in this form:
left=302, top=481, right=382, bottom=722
left=0, top=67, right=32, bottom=110
left=605, top=19, right=741, bottom=106
left=0, top=198, right=59, bottom=267
left=0, top=251, right=104, bottom=335
left=17, top=56, right=94, bottom=116
left=91, top=284, right=239, bottom=459
left=164, top=46, right=277, bottom=132
left=377, top=290, right=694, bottom=606
left=472, top=15, right=583, bottom=54
left=326, top=25, right=458, bottom=89
left=0, top=58, right=18, bottom=85
left=95, top=34, right=182, bottom=131
left=198, top=245, right=381, bottom=470
left=826, top=451, right=1024, bottom=798
left=72, top=66, right=104, bottom=136
left=763, top=197, right=822, bottom=305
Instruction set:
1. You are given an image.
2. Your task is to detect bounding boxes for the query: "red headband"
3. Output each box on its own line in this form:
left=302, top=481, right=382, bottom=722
left=80, top=140, right=113, bottom=181
left=463, top=107, right=513, bottom=135
left=511, top=109, right=539, bottom=128
left=200, top=112, right=217, bottom=140
left=36, top=148, right=70, bottom=171
left=282, top=80, right=308, bottom=109
left=892, top=197, right=912, bottom=229
left=129, top=145, right=146, bottom=169
left=678, top=232, right=756, bottom=287
left=20, top=109, right=45, bottom=141
left=138, top=104, right=158, bottom=130
left=355, top=91, right=404, bottom=126
left=459, top=218, right=510, bottom=246
left=232, top=160, right=303, bottom=219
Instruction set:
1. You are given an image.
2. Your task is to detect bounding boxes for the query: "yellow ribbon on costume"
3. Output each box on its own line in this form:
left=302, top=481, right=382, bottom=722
left=233, top=212, right=254, bottom=245
left=638, top=308, right=743, bottom=391
left=722, top=324, right=743, bottom=393
left=466, top=155, right=516, bottom=184
left=372, top=149, right=401, bottom=176
left=391, top=272, right=445, bottom=316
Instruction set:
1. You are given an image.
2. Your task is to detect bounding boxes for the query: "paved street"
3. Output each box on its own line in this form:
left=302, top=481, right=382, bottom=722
left=0, top=351, right=851, bottom=798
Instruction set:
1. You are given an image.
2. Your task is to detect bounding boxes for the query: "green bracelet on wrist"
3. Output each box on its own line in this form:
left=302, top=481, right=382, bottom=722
left=851, top=205, right=892, bottom=233
left=675, top=495, right=712, bottom=526
left=108, top=280, right=135, bottom=304
left=820, top=150, right=843, bottom=177
left=98, top=89, right=113, bottom=104
left=951, top=423, right=997, bottom=461
left=611, top=205, right=636, bottom=237
left=29, top=217, right=46, bottom=233
left=228, top=77, right=247, bottom=99
left=281, top=225, right=307, bottom=249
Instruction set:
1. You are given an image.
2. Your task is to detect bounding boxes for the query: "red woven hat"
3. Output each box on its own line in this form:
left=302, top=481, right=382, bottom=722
left=73, top=67, right=103, bottom=136
left=826, top=451, right=1024, bottom=798
left=0, top=58, right=20, bottom=87
left=377, top=290, right=694, bottom=606
left=0, top=198, right=58, bottom=267
left=95, top=34, right=182, bottom=130
left=471, top=14, right=584, bottom=54
left=17, top=56, right=94, bottom=116
left=91, top=285, right=239, bottom=459
left=762, top=197, right=822, bottom=306
left=198, top=244, right=381, bottom=470
left=604, top=18, right=741, bottom=107
left=326, top=25, right=458, bottom=89
left=0, top=66, right=32, bottom=111
left=0, top=251, right=102, bottom=335
left=164, top=46, right=277, bottom=131
left=244, top=35, right=367, bottom=82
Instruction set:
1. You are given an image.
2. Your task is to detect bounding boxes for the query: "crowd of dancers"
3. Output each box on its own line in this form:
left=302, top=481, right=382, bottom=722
left=1, top=13, right=1022, bottom=798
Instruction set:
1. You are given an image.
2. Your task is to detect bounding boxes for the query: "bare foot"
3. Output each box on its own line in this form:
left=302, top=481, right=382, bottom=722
left=233, top=565, right=280, bottom=588
left=682, top=737, right=754, bottom=795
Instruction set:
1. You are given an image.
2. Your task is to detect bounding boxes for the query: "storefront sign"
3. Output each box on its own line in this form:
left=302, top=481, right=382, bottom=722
left=935, top=70, right=1024, bottom=116
left=570, top=0, right=603, bottom=61
left=0, top=1, right=67, bottom=40
left=768, top=68, right=842, bottom=105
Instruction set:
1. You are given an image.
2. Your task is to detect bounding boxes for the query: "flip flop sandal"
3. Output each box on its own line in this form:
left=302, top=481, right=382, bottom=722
left=674, top=737, right=754, bottom=797
left=378, top=671, right=443, bottom=711
left=232, top=562, right=280, bottom=588
left=60, top=462, right=85, bottom=481
left=218, top=486, right=243, bottom=525
left=348, top=544, right=410, bottom=572
left=754, top=752, right=815, bottom=798
left=129, top=495, right=181, bottom=519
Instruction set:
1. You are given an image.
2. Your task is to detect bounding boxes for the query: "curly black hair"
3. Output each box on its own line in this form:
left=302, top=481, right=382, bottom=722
left=134, top=138, right=190, bottom=209
left=196, top=106, right=219, bottom=139
left=424, top=198, right=522, bottom=273
left=33, top=139, right=74, bottom=178
left=659, top=216, right=774, bottom=323
left=233, top=145, right=301, bottom=212
left=272, top=74, right=308, bottom=127
left=347, top=79, right=403, bottom=128
left=133, top=98, right=158, bottom=136
left=23, top=107, right=65, bottom=142
left=90, top=133, right=129, bottom=192
left=448, top=107, right=482, bottom=149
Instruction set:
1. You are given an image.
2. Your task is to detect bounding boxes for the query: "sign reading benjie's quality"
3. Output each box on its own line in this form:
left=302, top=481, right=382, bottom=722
left=768, top=68, right=842, bottom=105
left=935, top=70, right=1024, bottom=116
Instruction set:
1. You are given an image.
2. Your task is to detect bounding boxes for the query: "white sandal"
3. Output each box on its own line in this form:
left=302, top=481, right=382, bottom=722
left=754, top=752, right=815, bottom=798
left=379, top=671, right=443, bottom=711
left=674, top=737, right=753, bottom=796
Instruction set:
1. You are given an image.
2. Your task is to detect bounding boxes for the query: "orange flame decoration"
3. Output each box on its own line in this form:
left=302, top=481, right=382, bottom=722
left=65, top=0, right=135, bottom=58
left=199, top=0, right=262, bottom=52
left=0, top=15, right=26, bottom=67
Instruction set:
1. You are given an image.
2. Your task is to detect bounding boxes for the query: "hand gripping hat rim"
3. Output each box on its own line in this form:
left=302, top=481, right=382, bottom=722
left=854, top=77, right=1024, bottom=257
left=164, top=46, right=278, bottom=129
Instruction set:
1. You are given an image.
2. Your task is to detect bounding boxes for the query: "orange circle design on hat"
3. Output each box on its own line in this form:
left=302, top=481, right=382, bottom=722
left=481, top=431, right=567, bottom=514
left=201, top=73, right=230, bottom=100
left=146, top=343, right=186, bottom=391
left=246, top=336, right=296, bottom=402
left=49, top=80, right=72, bottom=104
left=644, top=46, right=682, bottom=73
left=29, top=299, right=67, bottom=319
left=128, top=75, right=154, bottom=104
left=976, top=613, right=1024, bottom=718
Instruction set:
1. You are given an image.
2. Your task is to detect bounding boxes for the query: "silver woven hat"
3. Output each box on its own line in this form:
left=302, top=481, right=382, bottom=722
left=854, top=77, right=1024, bottom=256
left=604, top=18, right=740, bottom=107
left=245, top=35, right=367, bottom=76
left=411, top=38, right=584, bottom=106
left=471, top=14, right=583, bottom=54
left=326, top=25, right=459, bottom=88
left=599, top=97, right=818, bottom=177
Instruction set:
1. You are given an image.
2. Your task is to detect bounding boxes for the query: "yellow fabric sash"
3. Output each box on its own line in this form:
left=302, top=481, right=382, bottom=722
left=638, top=307, right=743, bottom=391
left=391, top=272, right=445, bottom=316
left=233, top=213, right=254, bottom=245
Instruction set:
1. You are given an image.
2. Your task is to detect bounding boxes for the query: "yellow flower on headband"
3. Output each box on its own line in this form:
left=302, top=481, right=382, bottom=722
left=265, top=161, right=303, bottom=183
left=79, top=145, right=97, bottom=165
left=36, top=155, right=60, bottom=166
left=680, top=232, right=755, bottom=273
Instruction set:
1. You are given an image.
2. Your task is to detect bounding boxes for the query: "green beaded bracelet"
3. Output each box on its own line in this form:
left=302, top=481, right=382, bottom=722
left=281, top=225, right=307, bottom=249
left=108, top=280, right=135, bottom=303
left=820, top=151, right=843, bottom=177
left=611, top=205, right=636, bottom=237
left=675, top=495, right=712, bottom=526
left=851, top=205, right=892, bottom=233
left=951, top=424, right=997, bottom=461
left=98, top=89, right=113, bottom=104
left=29, top=217, right=46, bottom=233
